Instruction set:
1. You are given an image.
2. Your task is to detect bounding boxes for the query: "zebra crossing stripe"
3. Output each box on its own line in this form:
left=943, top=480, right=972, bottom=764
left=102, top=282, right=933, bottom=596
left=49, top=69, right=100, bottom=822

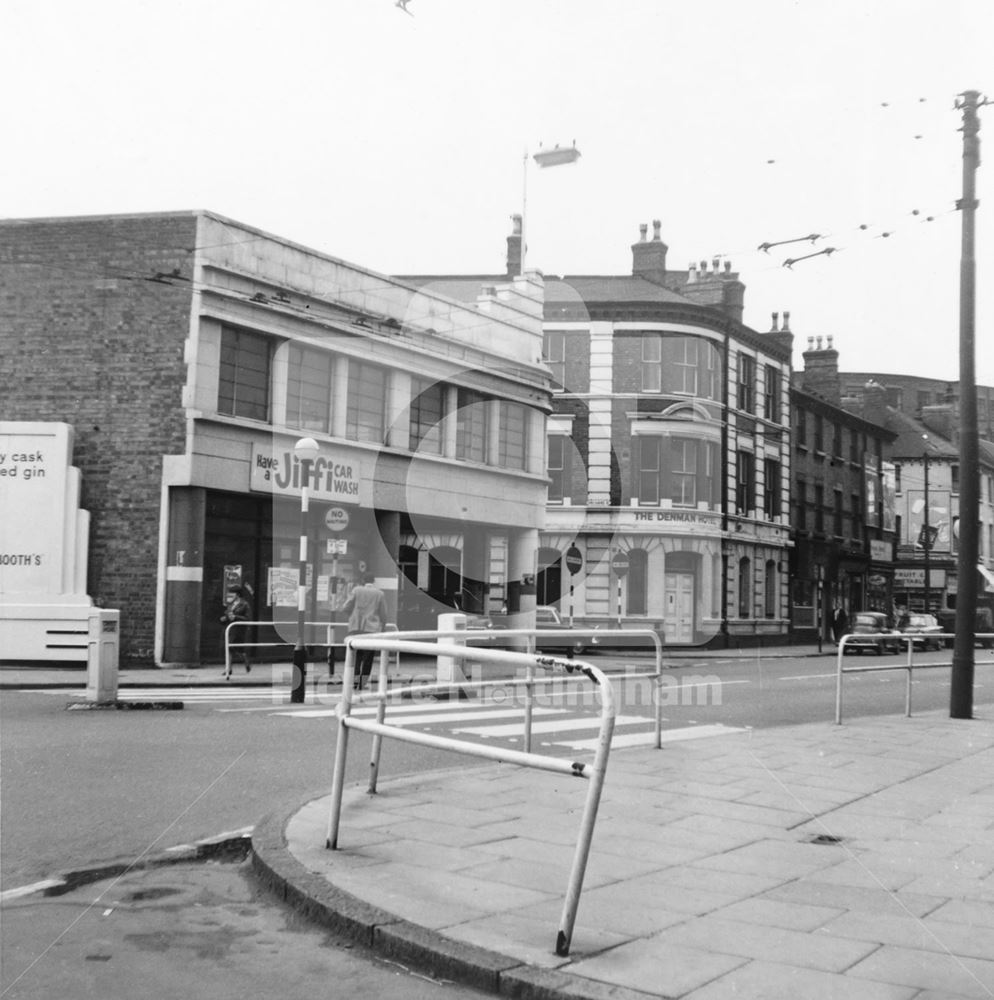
left=453, top=714, right=650, bottom=737
left=553, top=723, right=749, bottom=751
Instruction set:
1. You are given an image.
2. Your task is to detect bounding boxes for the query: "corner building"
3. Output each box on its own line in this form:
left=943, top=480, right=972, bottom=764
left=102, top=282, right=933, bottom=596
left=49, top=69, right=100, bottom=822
left=409, top=221, right=793, bottom=646
left=1, top=211, right=551, bottom=665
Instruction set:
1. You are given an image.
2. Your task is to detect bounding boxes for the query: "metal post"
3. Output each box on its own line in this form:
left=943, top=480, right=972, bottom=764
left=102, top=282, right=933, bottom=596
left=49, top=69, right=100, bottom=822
left=951, top=89, right=985, bottom=719
left=923, top=447, right=931, bottom=613
left=834, top=637, right=845, bottom=724
left=326, top=644, right=356, bottom=849
left=291, top=438, right=319, bottom=704
left=556, top=671, right=616, bottom=957
left=368, top=648, right=390, bottom=793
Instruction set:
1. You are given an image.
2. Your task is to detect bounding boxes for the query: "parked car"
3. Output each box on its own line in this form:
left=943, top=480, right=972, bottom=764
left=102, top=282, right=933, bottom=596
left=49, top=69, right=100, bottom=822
left=935, top=608, right=994, bottom=649
left=465, top=606, right=598, bottom=655
left=897, top=613, right=944, bottom=651
left=844, top=611, right=903, bottom=655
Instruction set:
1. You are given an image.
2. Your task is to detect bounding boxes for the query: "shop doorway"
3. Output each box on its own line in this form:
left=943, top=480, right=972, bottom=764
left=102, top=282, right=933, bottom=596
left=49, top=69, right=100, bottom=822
left=537, top=547, right=563, bottom=607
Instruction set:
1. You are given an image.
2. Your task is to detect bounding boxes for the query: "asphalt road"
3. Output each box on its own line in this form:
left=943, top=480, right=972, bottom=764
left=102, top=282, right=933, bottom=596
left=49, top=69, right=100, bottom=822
left=1, top=857, right=492, bottom=1000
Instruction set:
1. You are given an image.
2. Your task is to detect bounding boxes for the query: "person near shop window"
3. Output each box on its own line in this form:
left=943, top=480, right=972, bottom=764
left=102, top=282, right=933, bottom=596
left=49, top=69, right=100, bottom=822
left=343, top=573, right=391, bottom=690
left=831, top=606, right=849, bottom=644
left=221, top=585, right=253, bottom=679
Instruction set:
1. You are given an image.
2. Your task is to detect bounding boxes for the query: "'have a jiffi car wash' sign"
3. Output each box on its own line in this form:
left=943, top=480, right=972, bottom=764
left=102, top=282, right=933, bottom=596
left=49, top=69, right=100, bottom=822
left=250, top=441, right=367, bottom=506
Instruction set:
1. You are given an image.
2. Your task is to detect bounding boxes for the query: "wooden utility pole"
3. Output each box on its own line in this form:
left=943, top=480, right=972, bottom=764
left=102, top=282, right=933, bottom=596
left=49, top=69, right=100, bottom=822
left=951, top=90, right=986, bottom=719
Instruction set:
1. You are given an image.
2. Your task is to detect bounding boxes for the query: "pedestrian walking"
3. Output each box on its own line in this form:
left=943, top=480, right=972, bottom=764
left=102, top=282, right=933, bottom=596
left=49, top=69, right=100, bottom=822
left=221, top=585, right=253, bottom=679
left=831, top=606, right=849, bottom=644
left=343, top=573, right=390, bottom=690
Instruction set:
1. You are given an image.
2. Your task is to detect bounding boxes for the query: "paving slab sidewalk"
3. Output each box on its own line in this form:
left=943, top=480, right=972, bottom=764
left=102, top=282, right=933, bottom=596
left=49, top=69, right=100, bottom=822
left=254, top=711, right=994, bottom=1000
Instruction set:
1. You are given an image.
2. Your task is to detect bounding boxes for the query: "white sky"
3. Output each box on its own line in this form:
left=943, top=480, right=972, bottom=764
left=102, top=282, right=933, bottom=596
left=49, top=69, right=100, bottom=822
left=3, top=0, right=992, bottom=381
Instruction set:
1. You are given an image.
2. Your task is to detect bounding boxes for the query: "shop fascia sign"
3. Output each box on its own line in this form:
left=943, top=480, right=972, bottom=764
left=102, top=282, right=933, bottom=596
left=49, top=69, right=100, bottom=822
left=630, top=508, right=721, bottom=528
left=250, top=441, right=368, bottom=505
left=894, top=567, right=946, bottom=588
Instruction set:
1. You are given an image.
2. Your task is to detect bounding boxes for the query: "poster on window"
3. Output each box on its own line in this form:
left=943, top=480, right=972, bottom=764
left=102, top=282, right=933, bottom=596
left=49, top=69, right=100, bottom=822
left=268, top=566, right=299, bottom=607
left=905, top=490, right=951, bottom=552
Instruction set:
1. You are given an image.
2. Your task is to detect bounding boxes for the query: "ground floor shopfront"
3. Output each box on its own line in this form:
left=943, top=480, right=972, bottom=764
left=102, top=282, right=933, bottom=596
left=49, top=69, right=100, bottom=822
left=159, top=425, right=546, bottom=665
left=790, top=538, right=895, bottom=642
left=539, top=508, right=791, bottom=647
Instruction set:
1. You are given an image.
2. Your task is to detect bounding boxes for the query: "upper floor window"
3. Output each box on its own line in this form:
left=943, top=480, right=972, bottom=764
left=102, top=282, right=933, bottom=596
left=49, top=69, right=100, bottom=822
left=814, top=484, right=825, bottom=532
left=409, top=377, right=444, bottom=454
left=548, top=436, right=567, bottom=503
left=456, top=388, right=488, bottom=463
left=638, top=436, right=662, bottom=504
left=635, top=436, right=717, bottom=507
left=763, top=458, right=781, bottom=518
left=642, top=335, right=662, bottom=392
left=849, top=429, right=860, bottom=463
left=219, top=326, right=271, bottom=422
left=795, top=406, right=807, bottom=448
left=795, top=478, right=807, bottom=530
left=543, top=332, right=566, bottom=390
left=670, top=438, right=699, bottom=506
left=346, top=361, right=387, bottom=443
left=287, top=344, right=333, bottom=433
left=499, top=401, right=527, bottom=470
left=735, top=450, right=755, bottom=514
left=737, top=354, right=755, bottom=413
left=814, top=413, right=824, bottom=452
left=763, top=365, right=781, bottom=422
left=833, top=422, right=843, bottom=458
left=673, top=338, right=699, bottom=395
left=951, top=464, right=960, bottom=492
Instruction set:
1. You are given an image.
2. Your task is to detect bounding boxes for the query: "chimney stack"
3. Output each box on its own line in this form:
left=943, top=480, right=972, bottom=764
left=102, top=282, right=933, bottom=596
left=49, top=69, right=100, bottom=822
left=801, top=331, right=841, bottom=403
left=631, top=220, right=668, bottom=285
left=506, top=214, right=523, bottom=277
left=765, top=309, right=793, bottom=355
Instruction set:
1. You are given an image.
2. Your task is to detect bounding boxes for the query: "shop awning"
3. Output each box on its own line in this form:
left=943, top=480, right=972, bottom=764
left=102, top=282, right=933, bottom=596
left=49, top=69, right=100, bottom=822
left=978, top=564, right=994, bottom=592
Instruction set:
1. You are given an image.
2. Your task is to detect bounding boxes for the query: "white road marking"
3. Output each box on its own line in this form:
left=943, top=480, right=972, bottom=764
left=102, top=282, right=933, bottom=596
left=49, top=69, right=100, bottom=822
left=453, top=714, right=650, bottom=737
left=554, top=723, right=750, bottom=750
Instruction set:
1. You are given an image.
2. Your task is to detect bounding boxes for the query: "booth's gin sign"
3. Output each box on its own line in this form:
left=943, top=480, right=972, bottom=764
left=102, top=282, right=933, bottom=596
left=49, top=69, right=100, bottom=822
left=250, top=442, right=366, bottom=505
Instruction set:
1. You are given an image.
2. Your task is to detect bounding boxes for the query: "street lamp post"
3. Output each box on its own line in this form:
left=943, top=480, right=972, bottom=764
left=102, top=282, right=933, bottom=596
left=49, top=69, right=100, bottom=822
left=519, top=142, right=581, bottom=275
left=922, top=437, right=931, bottom=614
left=291, top=437, right=319, bottom=704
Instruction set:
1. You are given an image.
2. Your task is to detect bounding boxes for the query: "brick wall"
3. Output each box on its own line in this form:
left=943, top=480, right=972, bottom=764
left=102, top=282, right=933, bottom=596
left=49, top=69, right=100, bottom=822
left=0, top=214, right=196, bottom=663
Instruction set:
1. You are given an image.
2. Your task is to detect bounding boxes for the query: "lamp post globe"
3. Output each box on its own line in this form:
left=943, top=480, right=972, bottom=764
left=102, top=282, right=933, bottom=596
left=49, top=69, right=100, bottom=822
left=294, top=437, right=319, bottom=463
left=291, top=437, right=320, bottom=703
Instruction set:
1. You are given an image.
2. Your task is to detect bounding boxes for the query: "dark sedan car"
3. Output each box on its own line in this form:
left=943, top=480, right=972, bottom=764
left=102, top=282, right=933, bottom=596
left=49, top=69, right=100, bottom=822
left=897, top=613, right=944, bottom=651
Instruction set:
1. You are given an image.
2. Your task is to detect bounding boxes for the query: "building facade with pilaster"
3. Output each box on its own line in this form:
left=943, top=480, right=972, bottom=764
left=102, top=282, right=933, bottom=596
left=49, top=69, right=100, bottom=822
left=1, top=211, right=551, bottom=665
left=408, top=220, right=794, bottom=646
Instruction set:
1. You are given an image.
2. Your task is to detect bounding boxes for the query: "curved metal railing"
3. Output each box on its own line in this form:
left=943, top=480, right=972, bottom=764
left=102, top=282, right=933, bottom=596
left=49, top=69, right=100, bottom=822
left=325, top=633, right=616, bottom=957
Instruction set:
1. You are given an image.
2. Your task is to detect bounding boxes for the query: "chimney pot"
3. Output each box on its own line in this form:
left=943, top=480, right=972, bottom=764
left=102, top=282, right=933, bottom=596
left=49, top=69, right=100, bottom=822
left=807, top=336, right=814, bottom=349
left=816, top=336, right=823, bottom=350
left=511, top=214, right=522, bottom=235
left=639, top=223, right=648, bottom=242
left=826, top=334, right=834, bottom=349
left=782, top=311, right=791, bottom=331
left=724, top=260, right=732, bottom=273
left=652, top=219, right=662, bottom=241
left=700, top=260, right=707, bottom=273
left=712, top=257, right=720, bottom=272
left=771, top=311, right=780, bottom=332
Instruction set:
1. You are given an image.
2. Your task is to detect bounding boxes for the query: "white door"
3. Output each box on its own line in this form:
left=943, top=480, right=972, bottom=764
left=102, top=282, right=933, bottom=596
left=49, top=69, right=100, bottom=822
left=664, top=572, right=695, bottom=644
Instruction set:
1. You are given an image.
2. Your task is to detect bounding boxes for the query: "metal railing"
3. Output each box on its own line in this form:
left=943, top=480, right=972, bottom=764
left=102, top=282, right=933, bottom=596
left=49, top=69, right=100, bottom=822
left=835, top=631, right=994, bottom=723
left=223, top=619, right=349, bottom=677
left=325, top=631, right=617, bottom=957
left=461, top=626, right=666, bottom=750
